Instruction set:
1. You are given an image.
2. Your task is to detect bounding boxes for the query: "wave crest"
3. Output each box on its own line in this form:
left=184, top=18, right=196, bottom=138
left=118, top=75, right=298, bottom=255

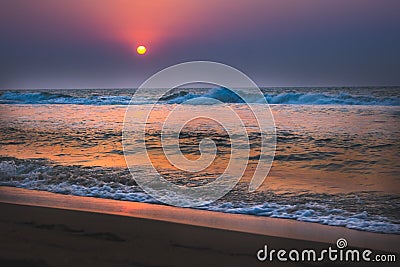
left=1, top=88, right=399, bottom=106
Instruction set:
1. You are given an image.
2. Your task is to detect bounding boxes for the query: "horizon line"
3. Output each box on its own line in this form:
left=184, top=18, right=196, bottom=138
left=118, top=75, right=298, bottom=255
left=1, top=85, right=399, bottom=90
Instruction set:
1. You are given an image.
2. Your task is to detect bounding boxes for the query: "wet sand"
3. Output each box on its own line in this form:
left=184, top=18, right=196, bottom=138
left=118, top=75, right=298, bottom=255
left=0, top=187, right=398, bottom=267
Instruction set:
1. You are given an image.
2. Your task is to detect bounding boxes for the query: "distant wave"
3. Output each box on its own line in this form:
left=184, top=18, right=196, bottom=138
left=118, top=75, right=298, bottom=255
left=1, top=88, right=399, bottom=106
left=167, top=88, right=400, bottom=106
left=265, top=92, right=400, bottom=106
left=0, top=91, right=133, bottom=105
left=0, top=91, right=72, bottom=104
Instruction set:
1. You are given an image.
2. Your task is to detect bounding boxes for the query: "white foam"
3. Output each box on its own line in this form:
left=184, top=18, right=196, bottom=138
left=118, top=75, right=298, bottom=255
left=1, top=158, right=399, bottom=234
left=1, top=89, right=399, bottom=106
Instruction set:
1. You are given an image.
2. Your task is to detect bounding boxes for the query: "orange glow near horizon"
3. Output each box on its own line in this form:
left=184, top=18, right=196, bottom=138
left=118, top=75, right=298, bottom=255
left=8, top=1, right=280, bottom=52
left=1, top=0, right=392, bottom=54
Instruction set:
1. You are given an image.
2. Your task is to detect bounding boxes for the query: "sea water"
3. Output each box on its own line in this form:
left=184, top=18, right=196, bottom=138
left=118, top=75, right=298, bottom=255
left=0, top=87, right=399, bottom=233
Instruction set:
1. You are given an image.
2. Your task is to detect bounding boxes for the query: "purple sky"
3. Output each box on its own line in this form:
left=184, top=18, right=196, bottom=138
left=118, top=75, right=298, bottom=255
left=1, top=0, right=399, bottom=88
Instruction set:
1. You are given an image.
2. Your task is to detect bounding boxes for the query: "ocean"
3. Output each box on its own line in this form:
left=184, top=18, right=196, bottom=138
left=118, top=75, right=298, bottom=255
left=0, top=86, right=399, bottom=234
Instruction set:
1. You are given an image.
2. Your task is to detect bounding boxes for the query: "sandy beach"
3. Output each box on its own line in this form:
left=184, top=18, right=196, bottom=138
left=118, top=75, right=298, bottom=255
left=0, top=187, right=398, bottom=267
left=2, top=1, right=400, bottom=266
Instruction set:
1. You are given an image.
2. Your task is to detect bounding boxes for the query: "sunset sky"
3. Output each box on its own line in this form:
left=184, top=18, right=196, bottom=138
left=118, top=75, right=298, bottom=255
left=1, top=0, right=399, bottom=88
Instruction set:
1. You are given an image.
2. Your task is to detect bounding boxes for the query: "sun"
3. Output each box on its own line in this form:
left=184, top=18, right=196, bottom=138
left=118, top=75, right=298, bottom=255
left=136, top=45, right=146, bottom=55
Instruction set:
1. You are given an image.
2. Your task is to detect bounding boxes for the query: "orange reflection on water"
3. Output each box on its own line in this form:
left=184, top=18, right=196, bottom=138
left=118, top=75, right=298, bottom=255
left=0, top=104, right=399, bottom=194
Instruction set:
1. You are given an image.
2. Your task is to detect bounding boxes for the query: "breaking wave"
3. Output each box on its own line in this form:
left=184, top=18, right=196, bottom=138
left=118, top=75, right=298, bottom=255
left=1, top=157, right=399, bottom=234
left=1, top=88, right=399, bottom=106
left=0, top=91, right=133, bottom=105
left=166, top=88, right=400, bottom=106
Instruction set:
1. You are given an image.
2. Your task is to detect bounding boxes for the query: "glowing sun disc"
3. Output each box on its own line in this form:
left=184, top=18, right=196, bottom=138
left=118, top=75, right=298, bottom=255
left=137, top=45, right=146, bottom=55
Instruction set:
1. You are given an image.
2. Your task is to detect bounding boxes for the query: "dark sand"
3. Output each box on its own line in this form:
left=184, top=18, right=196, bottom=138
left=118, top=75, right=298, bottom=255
left=0, top=187, right=398, bottom=267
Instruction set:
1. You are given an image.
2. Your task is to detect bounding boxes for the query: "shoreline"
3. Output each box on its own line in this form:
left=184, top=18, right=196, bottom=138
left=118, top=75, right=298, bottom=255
left=1, top=186, right=398, bottom=253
